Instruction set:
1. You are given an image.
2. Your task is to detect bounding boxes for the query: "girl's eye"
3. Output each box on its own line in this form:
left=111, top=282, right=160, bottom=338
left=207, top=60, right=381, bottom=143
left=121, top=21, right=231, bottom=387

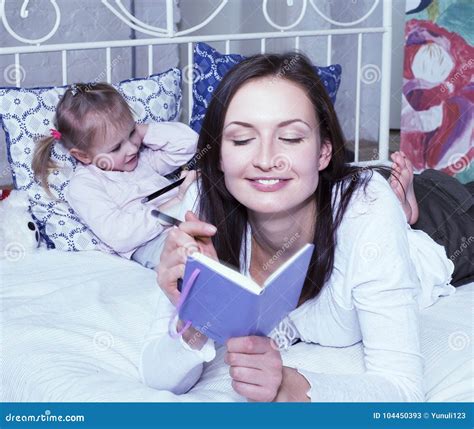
left=280, top=137, right=303, bottom=143
left=112, top=144, right=121, bottom=152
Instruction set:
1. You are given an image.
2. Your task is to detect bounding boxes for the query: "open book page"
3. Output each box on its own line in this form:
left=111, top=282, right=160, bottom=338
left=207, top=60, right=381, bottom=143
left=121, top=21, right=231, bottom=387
left=191, top=252, right=261, bottom=294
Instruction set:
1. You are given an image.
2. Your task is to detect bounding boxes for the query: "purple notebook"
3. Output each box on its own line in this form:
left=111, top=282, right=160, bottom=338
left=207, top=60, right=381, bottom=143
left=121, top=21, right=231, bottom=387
left=178, top=243, right=314, bottom=344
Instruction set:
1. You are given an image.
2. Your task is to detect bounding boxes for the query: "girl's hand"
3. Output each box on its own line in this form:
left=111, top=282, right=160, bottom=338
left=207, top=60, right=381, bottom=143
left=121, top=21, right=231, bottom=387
left=225, top=336, right=283, bottom=402
left=158, top=170, right=197, bottom=212
left=156, top=211, right=217, bottom=307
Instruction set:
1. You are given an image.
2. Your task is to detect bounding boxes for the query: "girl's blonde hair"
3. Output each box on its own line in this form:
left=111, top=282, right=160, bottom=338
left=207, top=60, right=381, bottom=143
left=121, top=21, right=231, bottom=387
left=32, top=82, right=133, bottom=190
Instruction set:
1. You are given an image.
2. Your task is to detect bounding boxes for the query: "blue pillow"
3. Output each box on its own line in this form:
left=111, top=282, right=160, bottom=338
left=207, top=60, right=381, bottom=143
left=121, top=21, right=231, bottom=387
left=190, top=42, right=342, bottom=133
left=0, top=69, right=182, bottom=252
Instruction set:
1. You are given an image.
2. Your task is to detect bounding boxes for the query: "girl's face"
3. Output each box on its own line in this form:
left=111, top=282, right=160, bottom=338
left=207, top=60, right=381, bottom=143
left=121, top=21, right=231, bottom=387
left=220, top=77, right=332, bottom=216
left=88, top=120, right=142, bottom=172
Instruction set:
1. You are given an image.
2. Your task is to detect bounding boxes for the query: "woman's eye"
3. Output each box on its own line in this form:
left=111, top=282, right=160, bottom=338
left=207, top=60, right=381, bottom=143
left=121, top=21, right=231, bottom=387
left=232, top=139, right=253, bottom=145
left=280, top=137, right=303, bottom=143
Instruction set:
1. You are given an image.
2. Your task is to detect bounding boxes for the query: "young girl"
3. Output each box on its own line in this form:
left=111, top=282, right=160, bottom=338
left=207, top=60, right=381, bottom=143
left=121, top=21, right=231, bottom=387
left=32, top=83, right=198, bottom=268
left=140, top=53, right=457, bottom=401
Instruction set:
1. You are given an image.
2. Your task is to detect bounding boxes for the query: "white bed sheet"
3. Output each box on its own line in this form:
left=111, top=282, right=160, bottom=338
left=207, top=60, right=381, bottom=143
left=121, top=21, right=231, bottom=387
left=1, top=249, right=473, bottom=402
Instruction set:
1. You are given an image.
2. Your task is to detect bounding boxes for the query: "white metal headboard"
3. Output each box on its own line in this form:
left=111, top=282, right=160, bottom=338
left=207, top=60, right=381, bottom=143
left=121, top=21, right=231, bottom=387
left=1, top=0, right=393, bottom=163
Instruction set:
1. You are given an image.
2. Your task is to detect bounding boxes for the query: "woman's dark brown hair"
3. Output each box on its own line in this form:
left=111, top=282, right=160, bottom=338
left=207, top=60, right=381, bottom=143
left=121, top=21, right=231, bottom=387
left=196, top=52, right=377, bottom=305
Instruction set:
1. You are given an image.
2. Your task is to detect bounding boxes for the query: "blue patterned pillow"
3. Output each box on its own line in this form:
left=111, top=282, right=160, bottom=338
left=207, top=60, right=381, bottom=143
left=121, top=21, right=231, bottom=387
left=190, top=42, right=342, bottom=133
left=0, top=69, right=182, bottom=252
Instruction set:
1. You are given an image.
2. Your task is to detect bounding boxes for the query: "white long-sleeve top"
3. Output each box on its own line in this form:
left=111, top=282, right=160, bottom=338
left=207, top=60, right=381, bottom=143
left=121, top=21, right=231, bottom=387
left=140, top=172, right=455, bottom=400
left=65, top=122, right=198, bottom=258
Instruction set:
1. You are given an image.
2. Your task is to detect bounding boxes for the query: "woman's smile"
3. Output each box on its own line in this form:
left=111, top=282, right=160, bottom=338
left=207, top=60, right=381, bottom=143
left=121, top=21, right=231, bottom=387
left=246, top=177, right=292, bottom=192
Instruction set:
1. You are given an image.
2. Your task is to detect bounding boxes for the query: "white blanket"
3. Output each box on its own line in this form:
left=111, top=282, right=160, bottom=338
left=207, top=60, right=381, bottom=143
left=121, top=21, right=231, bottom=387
left=1, top=249, right=472, bottom=402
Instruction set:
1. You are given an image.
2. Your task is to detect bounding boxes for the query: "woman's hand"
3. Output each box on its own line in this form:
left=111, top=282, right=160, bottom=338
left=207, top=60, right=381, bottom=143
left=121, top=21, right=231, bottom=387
left=225, top=336, right=283, bottom=402
left=273, top=367, right=311, bottom=402
left=156, top=211, right=217, bottom=306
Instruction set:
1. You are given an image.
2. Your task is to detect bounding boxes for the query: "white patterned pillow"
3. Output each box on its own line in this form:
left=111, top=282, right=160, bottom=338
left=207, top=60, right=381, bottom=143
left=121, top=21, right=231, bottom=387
left=0, top=69, right=182, bottom=252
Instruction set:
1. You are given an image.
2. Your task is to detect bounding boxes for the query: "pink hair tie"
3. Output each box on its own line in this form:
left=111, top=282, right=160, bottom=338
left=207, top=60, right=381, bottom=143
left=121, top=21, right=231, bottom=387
left=50, top=129, right=62, bottom=140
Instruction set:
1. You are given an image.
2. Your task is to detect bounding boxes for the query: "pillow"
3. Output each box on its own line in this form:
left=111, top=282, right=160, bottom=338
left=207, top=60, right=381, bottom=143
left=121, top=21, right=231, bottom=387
left=190, top=42, right=342, bottom=133
left=0, top=69, right=182, bottom=252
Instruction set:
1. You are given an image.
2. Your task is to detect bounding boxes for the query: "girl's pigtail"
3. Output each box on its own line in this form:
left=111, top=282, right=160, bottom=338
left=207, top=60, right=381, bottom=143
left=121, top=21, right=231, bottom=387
left=32, top=136, right=57, bottom=195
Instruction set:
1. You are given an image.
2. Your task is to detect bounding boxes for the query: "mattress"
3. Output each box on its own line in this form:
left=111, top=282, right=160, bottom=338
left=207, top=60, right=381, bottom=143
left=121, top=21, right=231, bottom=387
left=1, top=249, right=472, bottom=402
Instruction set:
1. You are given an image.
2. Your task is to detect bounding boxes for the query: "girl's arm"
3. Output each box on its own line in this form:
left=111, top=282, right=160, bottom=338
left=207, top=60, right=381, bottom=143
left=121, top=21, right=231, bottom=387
left=66, top=175, right=166, bottom=254
left=140, top=122, right=198, bottom=175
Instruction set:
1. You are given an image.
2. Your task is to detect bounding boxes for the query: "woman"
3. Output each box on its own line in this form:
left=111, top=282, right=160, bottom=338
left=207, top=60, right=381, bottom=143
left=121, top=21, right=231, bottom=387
left=140, top=53, right=454, bottom=401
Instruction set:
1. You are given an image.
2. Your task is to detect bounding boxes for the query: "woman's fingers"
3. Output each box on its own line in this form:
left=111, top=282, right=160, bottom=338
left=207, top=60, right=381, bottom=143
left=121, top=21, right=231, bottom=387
left=156, top=263, right=185, bottom=306
left=226, top=336, right=274, bottom=354
left=226, top=336, right=283, bottom=402
left=179, top=211, right=217, bottom=236
left=229, top=366, right=265, bottom=385
left=231, top=380, right=276, bottom=402
left=224, top=351, right=266, bottom=369
left=180, top=211, right=218, bottom=260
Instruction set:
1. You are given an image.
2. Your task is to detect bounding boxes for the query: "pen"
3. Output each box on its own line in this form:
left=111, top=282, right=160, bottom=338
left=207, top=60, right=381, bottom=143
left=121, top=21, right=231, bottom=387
left=141, top=177, right=186, bottom=204
left=151, top=210, right=183, bottom=227
left=150, top=209, right=184, bottom=291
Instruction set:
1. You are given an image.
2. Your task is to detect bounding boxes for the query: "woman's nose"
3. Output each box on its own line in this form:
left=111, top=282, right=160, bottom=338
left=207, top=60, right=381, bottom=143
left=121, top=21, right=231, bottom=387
left=253, top=140, right=275, bottom=170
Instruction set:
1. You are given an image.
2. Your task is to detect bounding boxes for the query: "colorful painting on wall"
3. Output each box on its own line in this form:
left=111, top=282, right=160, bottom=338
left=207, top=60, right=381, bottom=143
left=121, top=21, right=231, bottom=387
left=401, top=0, right=473, bottom=183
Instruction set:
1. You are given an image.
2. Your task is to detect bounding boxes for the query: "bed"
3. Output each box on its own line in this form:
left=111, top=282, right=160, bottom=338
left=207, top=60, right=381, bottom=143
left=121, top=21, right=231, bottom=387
left=1, top=0, right=473, bottom=402
left=2, top=249, right=473, bottom=402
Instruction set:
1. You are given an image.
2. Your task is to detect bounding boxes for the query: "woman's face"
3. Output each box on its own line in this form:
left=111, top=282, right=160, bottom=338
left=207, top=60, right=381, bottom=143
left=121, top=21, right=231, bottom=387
left=220, top=77, right=332, bottom=216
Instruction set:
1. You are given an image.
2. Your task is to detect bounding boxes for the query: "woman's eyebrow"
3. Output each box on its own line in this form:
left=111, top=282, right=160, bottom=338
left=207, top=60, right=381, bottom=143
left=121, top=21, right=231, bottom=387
left=223, top=119, right=312, bottom=130
left=223, top=121, right=254, bottom=130
left=278, top=119, right=312, bottom=128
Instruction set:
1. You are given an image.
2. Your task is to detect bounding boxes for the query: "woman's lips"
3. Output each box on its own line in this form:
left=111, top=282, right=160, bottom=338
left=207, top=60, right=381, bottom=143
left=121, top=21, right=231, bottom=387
left=247, top=178, right=290, bottom=192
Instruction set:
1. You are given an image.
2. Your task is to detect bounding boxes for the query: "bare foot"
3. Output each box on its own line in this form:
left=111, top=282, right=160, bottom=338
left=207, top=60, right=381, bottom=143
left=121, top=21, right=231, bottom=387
left=389, top=151, right=419, bottom=225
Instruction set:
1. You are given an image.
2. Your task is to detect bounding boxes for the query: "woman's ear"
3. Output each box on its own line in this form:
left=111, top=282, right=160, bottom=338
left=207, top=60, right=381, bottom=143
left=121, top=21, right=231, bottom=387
left=318, top=140, right=332, bottom=171
left=69, top=148, right=92, bottom=165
